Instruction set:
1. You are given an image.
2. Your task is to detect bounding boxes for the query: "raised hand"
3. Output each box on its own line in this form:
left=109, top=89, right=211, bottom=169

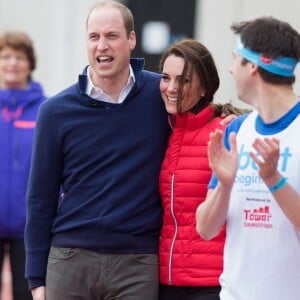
left=249, top=137, right=280, bottom=181
left=207, top=129, right=238, bottom=187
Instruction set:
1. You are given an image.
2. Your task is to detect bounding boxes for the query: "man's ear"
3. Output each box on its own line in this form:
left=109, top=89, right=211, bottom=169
left=250, top=63, right=259, bottom=76
left=129, top=31, right=136, bottom=50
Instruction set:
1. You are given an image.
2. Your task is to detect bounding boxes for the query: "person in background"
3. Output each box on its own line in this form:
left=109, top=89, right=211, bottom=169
left=24, top=1, right=170, bottom=300
left=196, top=17, right=300, bottom=300
left=158, top=39, right=246, bottom=300
left=0, top=31, right=46, bottom=300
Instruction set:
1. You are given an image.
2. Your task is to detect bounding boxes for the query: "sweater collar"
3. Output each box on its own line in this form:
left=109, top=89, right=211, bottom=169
left=78, top=58, right=145, bottom=96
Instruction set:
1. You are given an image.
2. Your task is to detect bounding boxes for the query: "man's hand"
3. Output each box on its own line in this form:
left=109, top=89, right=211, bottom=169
left=250, top=137, right=280, bottom=181
left=31, top=286, right=45, bottom=300
left=208, top=129, right=238, bottom=187
left=218, top=102, right=251, bottom=126
left=220, top=114, right=237, bottom=126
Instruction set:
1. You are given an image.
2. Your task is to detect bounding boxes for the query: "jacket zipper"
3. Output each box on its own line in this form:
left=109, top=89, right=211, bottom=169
left=168, top=173, right=177, bottom=284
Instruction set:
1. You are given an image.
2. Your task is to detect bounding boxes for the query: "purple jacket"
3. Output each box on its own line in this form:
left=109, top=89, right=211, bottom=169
left=0, top=81, right=46, bottom=238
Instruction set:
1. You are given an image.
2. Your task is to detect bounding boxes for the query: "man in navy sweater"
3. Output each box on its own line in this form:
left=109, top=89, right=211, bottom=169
left=24, top=1, right=170, bottom=299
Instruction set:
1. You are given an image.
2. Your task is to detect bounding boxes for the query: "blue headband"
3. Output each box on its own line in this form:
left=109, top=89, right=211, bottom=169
left=235, top=36, right=298, bottom=77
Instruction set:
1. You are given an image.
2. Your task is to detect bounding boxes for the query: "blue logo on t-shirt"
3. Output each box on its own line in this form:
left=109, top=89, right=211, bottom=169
left=235, top=144, right=292, bottom=187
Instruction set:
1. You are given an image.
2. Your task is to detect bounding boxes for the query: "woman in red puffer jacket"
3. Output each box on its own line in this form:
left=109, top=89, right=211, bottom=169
left=158, top=39, right=245, bottom=300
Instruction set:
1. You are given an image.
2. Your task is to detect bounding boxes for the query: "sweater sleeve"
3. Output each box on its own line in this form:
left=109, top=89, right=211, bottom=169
left=24, top=100, right=63, bottom=289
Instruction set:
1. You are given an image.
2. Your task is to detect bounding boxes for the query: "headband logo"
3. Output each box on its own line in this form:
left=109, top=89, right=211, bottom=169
left=234, top=36, right=298, bottom=77
left=259, top=54, right=272, bottom=65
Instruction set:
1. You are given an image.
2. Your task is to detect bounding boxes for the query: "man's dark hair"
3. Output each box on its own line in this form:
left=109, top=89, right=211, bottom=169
left=231, top=17, right=300, bottom=85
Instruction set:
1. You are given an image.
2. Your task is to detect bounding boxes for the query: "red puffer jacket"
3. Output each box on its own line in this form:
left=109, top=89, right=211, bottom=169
left=159, top=106, right=226, bottom=286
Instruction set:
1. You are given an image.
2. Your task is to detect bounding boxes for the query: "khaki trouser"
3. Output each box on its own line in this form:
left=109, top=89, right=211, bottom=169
left=46, top=247, right=159, bottom=300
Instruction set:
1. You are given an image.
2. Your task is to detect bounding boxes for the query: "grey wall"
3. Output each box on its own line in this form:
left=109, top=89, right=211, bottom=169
left=195, top=0, right=300, bottom=107
left=0, top=0, right=96, bottom=97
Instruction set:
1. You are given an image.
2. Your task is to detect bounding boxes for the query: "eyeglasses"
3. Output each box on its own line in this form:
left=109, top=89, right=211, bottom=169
left=0, top=54, right=28, bottom=63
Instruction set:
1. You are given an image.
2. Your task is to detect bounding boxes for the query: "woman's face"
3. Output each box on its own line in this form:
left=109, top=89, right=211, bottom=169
left=160, top=54, right=204, bottom=115
left=0, top=46, right=31, bottom=89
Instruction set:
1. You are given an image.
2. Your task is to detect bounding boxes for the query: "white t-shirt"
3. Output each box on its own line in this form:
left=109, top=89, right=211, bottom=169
left=211, top=104, right=300, bottom=300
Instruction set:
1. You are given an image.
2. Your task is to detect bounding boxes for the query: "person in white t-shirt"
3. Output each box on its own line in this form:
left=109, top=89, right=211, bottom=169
left=196, top=16, right=300, bottom=300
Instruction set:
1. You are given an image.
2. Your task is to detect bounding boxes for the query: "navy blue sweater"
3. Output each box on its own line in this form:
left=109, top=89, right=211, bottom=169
left=25, top=59, right=170, bottom=288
